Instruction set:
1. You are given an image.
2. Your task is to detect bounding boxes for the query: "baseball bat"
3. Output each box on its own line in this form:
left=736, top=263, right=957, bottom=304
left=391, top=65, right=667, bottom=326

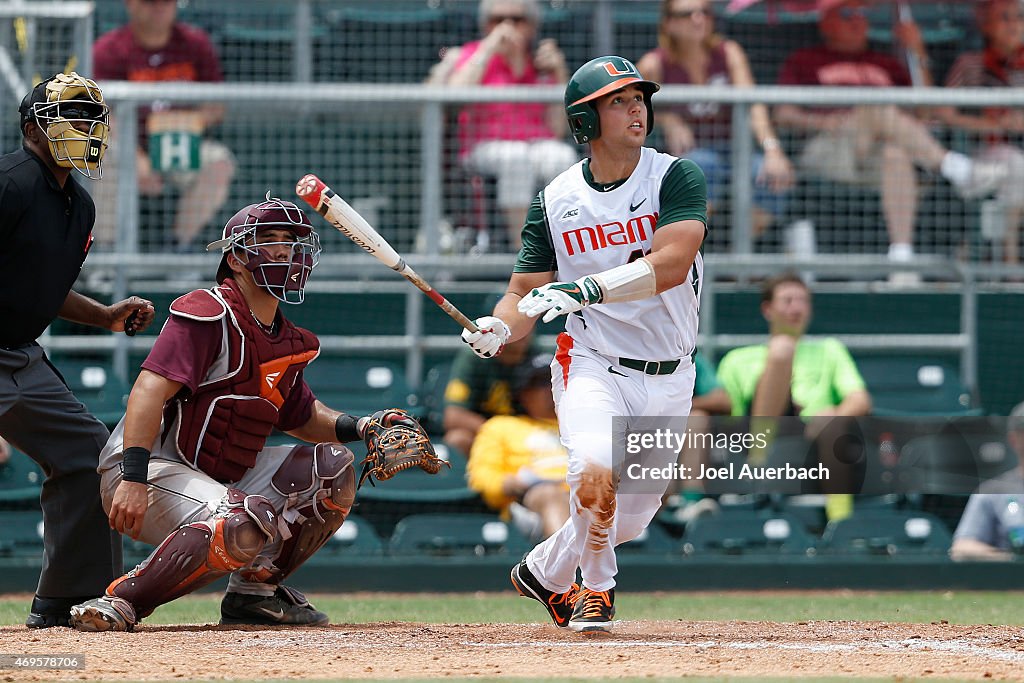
left=295, top=173, right=479, bottom=333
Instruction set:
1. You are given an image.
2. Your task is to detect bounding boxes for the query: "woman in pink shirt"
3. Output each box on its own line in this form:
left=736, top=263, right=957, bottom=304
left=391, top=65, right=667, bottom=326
left=430, top=0, right=577, bottom=249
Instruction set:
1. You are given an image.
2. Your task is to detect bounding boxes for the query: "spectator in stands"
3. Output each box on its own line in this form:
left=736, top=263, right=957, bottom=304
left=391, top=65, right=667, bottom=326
left=716, top=272, right=871, bottom=515
left=427, top=0, right=577, bottom=250
left=950, top=400, right=1024, bottom=561
left=636, top=0, right=795, bottom=240
left=935, top=0, right=1024, bottom=267
left=775, top=0, right=1007, bottom=268
left=91, top=0, right=235, bottom=252
left=443, top=331, right=537, bottom=457
left=467, top=353, right=569, bottom=539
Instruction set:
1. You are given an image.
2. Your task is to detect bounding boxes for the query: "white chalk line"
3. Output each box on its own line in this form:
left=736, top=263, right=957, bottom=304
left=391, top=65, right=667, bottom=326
left=229, top=629, right=1024, bottom=663
left=462, top=637, right=1024, bottom=663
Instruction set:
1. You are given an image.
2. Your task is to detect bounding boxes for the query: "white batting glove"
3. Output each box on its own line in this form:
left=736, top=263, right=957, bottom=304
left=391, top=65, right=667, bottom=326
left=461, top=316, right=511, bottom=358
left=517, top=277, right=603, bottom=323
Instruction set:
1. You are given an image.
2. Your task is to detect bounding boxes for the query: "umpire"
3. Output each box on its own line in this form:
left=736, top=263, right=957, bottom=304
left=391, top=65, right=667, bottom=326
left=1, top=73, right=155, bottom=627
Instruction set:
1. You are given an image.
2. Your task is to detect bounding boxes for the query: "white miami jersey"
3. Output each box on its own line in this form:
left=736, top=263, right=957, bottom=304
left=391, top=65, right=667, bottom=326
left=542, top=147, right=702, bottom=361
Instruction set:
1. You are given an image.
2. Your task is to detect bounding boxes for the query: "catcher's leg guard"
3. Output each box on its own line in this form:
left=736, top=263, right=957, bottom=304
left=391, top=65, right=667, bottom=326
left=108, top=489, right=276, bottom=619
left=239, top=443, right=355, bottom=585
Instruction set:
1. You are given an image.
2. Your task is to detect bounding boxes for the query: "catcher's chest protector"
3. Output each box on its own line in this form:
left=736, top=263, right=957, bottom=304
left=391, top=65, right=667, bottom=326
left=171, top=281, right=320, bottom=482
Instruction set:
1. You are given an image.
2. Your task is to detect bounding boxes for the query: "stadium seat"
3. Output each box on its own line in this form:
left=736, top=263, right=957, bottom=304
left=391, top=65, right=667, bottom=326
left=319, top=4, right=455, bottom=83
left=717, top=5, right=819, bottom=85
left=680, top=510, right=816, bottom=556
left=0, top=449, right=43, bottom=505
left=304, top=357, right=414, bottom=418
left=52, top=359, right=130, bottom=428
left=617, top=521, right=677, bottom=555
left=0, top=509, right=45, bottom=557
left=325, top=514, right=385, bottom=556
left=775, top=494, right=829, bottom=536
left=388, top=513, right=532, bottom=557
left=819, top=509, right=952, bottom=556
left=357, top=439, right=478, bottom=504
left=856, top=356, right=979, bottom=416
left=894, top=429, right=994, bottom=494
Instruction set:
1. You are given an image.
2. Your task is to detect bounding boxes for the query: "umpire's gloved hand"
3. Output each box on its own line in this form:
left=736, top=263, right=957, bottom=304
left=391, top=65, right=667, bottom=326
left=461, top=316, right=511, bottom=358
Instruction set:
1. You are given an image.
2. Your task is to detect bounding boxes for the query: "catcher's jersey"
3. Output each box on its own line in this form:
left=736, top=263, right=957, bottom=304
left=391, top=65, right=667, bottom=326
left=518, top=147, right=707, bottom=360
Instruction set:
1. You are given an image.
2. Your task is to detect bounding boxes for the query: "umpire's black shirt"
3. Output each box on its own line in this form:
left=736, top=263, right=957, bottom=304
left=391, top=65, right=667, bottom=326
left=0, top=147, right=96, bottom=346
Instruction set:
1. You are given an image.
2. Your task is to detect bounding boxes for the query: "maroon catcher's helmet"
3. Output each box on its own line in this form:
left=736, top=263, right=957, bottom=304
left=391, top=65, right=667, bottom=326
left=207, top=193, right=322, bottom=304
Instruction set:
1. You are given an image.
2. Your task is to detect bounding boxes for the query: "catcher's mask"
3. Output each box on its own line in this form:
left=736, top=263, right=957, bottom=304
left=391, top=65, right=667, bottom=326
left=564, top=56, right=659, bottom=144
left=19, top=72, right=109, bottom=180
left=207, top=193, right=322, bottom=304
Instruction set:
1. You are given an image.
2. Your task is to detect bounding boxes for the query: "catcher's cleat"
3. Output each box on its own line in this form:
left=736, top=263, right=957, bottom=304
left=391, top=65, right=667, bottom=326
left=220, top=586, right=329, bottom=626
left=568, top=587, right=615, bottom=634
left=69, top=596, right=137, bottom=632
left=510, top=559, right=578, bottom=628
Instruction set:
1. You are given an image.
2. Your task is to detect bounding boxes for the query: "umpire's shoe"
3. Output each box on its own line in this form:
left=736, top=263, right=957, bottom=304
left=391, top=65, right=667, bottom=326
left=220, top=586, right=329, bottom=626
left=568, top=587, right=615, bottom=633
left=510, top=559, right=579, bottom=628
left=69, top=596, right=137, bottom=632
left=26, top=595, right=94, bottom=628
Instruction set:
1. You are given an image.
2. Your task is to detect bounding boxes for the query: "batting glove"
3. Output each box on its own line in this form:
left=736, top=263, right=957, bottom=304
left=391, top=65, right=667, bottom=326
left=461, top=316, right=511, bottom=358
left=517, top=277, right=603, bottom=323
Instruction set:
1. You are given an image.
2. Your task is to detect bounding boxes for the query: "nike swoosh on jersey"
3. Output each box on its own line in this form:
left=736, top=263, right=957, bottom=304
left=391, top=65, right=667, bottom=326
left=607, top=366, right=628, bottom=377
left=629, top=198, right=647, bottom=212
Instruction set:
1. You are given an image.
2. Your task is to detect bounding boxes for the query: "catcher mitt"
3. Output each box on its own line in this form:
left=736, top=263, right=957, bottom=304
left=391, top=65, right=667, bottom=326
left=358, top=409, right=447, bottom=487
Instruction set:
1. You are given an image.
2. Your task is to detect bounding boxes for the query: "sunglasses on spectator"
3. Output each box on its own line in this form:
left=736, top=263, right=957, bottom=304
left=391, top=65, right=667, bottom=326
left=667, top=8, right=709, bottom=20
left=488, top=14, right=530, bottom=24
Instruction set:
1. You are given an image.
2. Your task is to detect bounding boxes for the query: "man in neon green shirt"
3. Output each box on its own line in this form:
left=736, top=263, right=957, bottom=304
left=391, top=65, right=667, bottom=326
left=718, top=273, right=871, bottom=419
left=717, top=272, right=872, bottom=513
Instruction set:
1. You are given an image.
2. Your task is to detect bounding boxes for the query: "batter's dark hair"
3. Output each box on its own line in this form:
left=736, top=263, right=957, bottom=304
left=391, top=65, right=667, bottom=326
left=760, top=271, right=809, bottom=305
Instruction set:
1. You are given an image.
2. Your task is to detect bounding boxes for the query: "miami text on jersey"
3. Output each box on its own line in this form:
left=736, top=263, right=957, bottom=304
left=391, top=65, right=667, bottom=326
left=561, top=212, right=658, bottom=256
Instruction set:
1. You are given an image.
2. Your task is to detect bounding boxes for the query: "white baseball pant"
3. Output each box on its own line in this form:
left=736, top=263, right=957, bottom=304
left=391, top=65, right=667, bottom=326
left=526, top=335, right=694, bottom=593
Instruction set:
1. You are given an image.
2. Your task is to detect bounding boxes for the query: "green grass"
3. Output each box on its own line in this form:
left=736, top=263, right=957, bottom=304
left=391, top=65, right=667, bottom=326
left=2, top=590, right=1022, bottom=627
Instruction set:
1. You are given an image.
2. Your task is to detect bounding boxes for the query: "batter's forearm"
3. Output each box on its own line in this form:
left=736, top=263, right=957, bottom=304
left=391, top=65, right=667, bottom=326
left=494, top=292, right=537, bottom=342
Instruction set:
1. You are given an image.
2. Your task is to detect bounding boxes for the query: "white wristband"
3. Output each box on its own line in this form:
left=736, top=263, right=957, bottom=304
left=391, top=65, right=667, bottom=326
left=588, top=258, right=657, bottom=304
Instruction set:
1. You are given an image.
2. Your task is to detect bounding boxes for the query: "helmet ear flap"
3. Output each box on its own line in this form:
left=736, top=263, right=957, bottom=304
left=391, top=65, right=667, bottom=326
left=566, top=103, right=599, bottom=144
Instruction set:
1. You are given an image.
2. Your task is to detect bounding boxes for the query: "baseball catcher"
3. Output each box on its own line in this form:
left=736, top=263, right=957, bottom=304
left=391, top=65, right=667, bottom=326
left=67, top=196, right=441, bottom=633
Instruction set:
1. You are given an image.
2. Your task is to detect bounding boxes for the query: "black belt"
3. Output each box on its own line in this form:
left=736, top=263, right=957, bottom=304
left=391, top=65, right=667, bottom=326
left=0, top=342, right=34, bottom=351
left=618, top=357, right=681, bottom=375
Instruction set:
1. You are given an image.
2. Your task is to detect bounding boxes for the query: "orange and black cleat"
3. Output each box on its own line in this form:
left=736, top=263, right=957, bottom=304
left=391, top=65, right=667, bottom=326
left=568, top=587, right=615, bottom=633
left=510, top=559, right=579, bottom=628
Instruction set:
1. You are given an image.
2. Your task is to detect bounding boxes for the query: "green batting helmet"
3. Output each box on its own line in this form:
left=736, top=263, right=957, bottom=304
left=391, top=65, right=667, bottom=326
left=564, top=56, right=659, bottom=144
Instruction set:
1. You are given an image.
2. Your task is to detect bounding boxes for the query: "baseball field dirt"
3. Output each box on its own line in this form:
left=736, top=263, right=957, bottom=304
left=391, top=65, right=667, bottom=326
left=3, top=618, right=1024, bottom=680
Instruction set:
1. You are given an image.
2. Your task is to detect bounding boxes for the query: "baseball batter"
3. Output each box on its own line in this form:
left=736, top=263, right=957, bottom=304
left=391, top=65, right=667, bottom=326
left=68, top=196, right=432, bottom=632
left=462, top=55, right=707, bottom=632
